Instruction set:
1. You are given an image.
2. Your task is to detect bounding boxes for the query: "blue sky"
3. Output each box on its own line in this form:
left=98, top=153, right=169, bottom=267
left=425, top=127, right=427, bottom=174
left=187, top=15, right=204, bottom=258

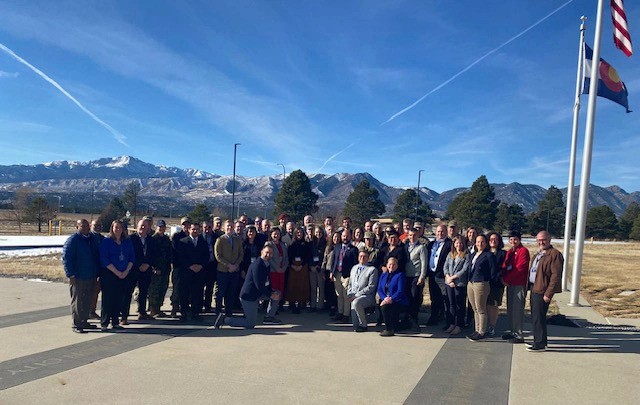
left=0, top=0, right=639, bottom=193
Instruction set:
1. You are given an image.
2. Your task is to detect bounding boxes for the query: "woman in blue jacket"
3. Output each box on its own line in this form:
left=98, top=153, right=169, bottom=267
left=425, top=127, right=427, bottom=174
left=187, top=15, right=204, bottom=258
left=466, top=234, right=497, bottom=342
left=377, top=257, right=409, bottom=336
left=99, top=220, right=134, bottom=331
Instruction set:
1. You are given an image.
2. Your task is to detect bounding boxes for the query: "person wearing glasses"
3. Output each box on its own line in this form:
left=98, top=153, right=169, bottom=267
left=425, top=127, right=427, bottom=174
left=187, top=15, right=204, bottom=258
left=526, top=231, right=563, bottom=352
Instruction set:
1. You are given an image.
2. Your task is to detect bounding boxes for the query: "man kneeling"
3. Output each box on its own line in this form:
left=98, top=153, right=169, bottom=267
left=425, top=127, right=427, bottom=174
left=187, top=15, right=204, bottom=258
left=215, top=245, right=281, bottom=329
left=347, top=249, right=379, bottom=332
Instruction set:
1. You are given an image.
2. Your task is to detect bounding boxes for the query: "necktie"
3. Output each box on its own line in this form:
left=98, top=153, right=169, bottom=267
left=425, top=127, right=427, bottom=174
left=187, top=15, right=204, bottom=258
left=338, top=245, right=346, bottom=271
left=192, top=237, right=197, bottom=247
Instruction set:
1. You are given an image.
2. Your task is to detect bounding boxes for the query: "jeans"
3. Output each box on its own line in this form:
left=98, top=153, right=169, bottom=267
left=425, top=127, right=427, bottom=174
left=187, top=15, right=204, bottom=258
left=445, top=284, right=467, bottom=327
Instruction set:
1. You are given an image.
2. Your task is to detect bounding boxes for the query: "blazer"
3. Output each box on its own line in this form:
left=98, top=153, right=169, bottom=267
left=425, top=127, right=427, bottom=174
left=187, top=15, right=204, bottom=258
left=443, top=253, right=470, bottom=286
left=490, top=249, right=506, bottom=285
left=214, top=234, right=244, bottom=273
left=404, top=242, right=428, bottom=279
left=380, top=244, right=408, bottom=273
left=130, top=233, right=159, bottom=271
left=377, top=270, right=409, bottom=306
left=240, top=258, right=273, bottom=301
left=468, top=250, right=497, bottom=283
left=178, top=235, right=210, bottom=271
left=347, top=263, right=378, bottom=298
left=331, top=243, right=359, bottom=278
left=427, top=238, right=452, bottom=278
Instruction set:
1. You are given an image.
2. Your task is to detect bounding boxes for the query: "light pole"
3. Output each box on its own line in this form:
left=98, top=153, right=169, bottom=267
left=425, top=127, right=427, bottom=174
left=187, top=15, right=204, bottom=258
left=231, top=143, right=240, bottom=220
left=277, top=163, right=285, bottom=179
left=415, top=170, right=424, bottom=222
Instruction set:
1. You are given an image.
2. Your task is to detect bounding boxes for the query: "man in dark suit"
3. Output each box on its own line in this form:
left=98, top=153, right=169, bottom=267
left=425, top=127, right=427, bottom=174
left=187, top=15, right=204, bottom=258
left=177, top=222, right=210, bottom=322
left=201, top=220, right=219, bottom=313
left=125, top=219, right=158, bottom=322
left=426, top=224, right=452, bottom=326
left=331, top=229, right=359, bottom=323
left=170, top=216, right=191, bottom=317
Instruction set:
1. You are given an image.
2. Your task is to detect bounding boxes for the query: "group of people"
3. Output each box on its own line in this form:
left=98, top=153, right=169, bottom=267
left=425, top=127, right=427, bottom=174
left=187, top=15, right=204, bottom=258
left=62, top=213, right=563, bottom=351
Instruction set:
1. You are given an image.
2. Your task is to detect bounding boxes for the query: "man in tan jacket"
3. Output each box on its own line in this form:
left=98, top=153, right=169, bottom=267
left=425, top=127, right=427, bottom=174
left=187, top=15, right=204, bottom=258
left=214, top=220, right=244, bottom=319
left=527, top=230, right=563, bottom=352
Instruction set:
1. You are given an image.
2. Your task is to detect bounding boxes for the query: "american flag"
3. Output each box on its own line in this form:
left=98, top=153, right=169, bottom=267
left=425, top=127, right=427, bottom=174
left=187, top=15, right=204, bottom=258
left=611, top=0, right=633, bottom=57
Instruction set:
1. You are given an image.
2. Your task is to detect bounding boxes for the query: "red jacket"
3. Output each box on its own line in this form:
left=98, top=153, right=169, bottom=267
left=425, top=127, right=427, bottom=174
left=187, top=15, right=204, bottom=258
left=501, top=244, right=530, bottom=286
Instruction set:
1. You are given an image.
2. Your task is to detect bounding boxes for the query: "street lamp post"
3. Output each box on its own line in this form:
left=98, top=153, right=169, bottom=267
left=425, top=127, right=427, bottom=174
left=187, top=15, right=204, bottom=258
left=231, top=143, right=240, bottom=220
left=415, top=170, right=424, bottom=222
left=277, top=163, right=285, bottom=179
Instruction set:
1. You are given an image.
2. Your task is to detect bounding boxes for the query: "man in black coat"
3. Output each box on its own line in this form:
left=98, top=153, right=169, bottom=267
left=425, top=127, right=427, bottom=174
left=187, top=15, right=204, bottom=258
left=426, top=224, right=452, bottom=326
left=170, top=216, right=191, bottom=317
left=125, top=219, right=159, bottom=322
left=177, top=222, right=210, bottom=322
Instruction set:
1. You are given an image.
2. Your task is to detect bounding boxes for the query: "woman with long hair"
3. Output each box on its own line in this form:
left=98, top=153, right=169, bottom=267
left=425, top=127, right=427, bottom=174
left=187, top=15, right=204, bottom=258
left=264, top=227, right=289, bottom=312
left=99, top=220, right=134, bottom=332
left=309, top=226, right=327, bottom=312
left=486, top=231, right=506, bottom=336
left=466, top=234, right=497, bottom=341
left=443, top=235, right=470, bottom=335
left=287, top=228, right=311, bottom=313
left=322, top=231, right=340, bottom=316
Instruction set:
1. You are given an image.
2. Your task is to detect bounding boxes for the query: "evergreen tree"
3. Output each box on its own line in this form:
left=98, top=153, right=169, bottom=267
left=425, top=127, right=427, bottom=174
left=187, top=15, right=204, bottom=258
left=188, top=203, right=211, bottom=225
left=585, top=206, right=618, bottom=239
left=273, top=170, right=318, bottom=222
left=98, top=197, right=128, bottom=230
left=343, top=180, right=386, bottom=226
left=445, top=175, right=498, bottom=229
left=392, top=189, right=433, bottom=224
left=25, top=196, right=53, bottom=233
left=494, top=203, right=526, bottom=233
left=528, top=186, right=566, bottom=236
left=630, top=215, right=640, bottom=241
left=618, top=202, right=640, bottom=239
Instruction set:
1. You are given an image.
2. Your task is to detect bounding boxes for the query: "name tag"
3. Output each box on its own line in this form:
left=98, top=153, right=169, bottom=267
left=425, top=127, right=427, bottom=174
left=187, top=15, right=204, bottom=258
left=313, top=256, right=319, bottom=262
left=251, top=257, right=257, bottom=263
left=295, top=257, right=301, bottom=262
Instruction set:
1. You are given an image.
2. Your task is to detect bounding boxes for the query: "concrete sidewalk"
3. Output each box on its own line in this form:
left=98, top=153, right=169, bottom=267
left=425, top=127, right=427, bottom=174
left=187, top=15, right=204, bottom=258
left=0, top=277, right=638, bottom=404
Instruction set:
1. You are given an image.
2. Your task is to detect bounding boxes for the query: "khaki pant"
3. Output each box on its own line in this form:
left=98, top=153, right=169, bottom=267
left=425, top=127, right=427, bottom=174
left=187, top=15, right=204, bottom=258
left=467, top=281, right=490, bottom=335
left=334, top=276, right=350, bottom=316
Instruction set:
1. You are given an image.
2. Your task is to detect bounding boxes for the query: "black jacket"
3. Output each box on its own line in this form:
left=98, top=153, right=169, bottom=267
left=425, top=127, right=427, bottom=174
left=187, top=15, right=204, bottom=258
left=240, top=258, right=273, bottom=301
left=177, top=235, right=209, bottom=271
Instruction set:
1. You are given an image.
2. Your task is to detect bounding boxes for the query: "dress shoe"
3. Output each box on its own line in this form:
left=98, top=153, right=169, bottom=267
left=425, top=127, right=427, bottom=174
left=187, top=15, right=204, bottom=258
left=355, top=326, right=368, bottom=333
left=120, top=318, right=129, bottom=325
left=380, top=330, right=395, bottom=337
left=450, top=326, right=461, bottom=335
left=72, top=327, right=87, bottom=334
left=90, top=311, right=101, bottom=320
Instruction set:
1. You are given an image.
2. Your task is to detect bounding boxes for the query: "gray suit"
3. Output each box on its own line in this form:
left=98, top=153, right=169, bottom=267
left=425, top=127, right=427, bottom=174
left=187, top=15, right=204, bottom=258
left=347, top=263, right=378, bottom=328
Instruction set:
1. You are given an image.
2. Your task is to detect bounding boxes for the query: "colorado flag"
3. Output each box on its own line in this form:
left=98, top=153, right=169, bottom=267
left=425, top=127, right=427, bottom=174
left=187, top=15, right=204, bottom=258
left=583, top=44, right=631, bottom=112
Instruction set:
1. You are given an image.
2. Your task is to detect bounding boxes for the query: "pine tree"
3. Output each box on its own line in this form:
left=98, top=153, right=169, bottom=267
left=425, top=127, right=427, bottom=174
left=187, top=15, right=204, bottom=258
left=630, top=215, right=640, bottom=240
left=343, top=180, right=386, bottom=226
left=392, top=189, right=433, bottom=224
left=585, top=206, right=618, bottom=239
left=528, top=186, right=566, bottom=236
left=445, top=175, right=498, bottom=229
left=188, top=203, right=211, bottom=225
left=273, top=170, right=318, bottom=223
left=618, top=202, right=640, bottom=239
left=494, top=203, right=526, bottom=233
left=98, top=197, right=128, bottom=230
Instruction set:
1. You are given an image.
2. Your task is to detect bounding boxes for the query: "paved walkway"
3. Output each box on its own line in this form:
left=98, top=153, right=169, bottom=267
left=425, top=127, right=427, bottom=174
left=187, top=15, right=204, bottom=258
left=0, top=278, right=638, bottom=404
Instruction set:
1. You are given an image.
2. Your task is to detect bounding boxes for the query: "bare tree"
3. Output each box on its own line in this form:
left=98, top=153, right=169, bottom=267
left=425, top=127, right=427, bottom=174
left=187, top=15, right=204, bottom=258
left=11, top=187, right=33, bottom=234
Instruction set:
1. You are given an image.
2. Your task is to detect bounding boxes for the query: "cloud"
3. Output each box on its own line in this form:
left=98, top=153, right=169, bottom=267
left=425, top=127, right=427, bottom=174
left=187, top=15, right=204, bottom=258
left=0, top=42, right=128, bottom=146
left=311, top=142, right=357, bottom=175
left=0, top=70, right=19, bottom=78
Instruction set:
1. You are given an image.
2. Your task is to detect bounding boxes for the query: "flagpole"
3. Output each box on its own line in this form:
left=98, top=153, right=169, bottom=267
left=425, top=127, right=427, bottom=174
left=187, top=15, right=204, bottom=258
left=562, top=16, right=587, bottom=292
left=570, top=0, right=605, bottom=306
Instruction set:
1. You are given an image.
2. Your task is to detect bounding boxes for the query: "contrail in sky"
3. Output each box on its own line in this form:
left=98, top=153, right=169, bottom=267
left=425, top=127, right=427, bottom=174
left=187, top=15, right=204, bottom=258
left=0, top=42, right=128, bottom=146
left=312, top=141, right=357, bottom=175
left=382, top=0, right=574, bottom=125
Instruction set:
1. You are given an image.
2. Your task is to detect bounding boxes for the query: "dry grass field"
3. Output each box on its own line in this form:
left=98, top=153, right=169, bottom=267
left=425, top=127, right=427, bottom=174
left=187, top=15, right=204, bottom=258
left=2, top=240, right=639, bottom=319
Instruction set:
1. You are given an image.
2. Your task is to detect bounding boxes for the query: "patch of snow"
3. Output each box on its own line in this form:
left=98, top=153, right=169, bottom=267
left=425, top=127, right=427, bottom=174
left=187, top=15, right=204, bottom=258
left=0, top=247, right=62, bottom=257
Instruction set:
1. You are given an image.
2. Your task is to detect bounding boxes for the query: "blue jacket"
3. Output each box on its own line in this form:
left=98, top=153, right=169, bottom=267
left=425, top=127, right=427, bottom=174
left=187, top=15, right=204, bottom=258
left=331, top=243, right=359, bottom=278
left=468, top=251, right=497, bottom=283
left=62, top=232, right=100, bottom=280
left=377, top=270, right=409, bottom=306
left=240, top=258, right=274, bottom=301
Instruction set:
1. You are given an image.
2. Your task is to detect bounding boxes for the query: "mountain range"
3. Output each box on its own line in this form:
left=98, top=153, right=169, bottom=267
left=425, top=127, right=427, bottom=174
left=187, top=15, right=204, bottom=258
left=0, top=156, right=637, bottom=217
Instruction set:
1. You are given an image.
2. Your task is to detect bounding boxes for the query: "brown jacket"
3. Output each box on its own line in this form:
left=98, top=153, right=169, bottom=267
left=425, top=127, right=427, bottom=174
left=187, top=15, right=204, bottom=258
left=530, top=245, right=563, bottom=298
left=214, top=234, right=244, bottom=273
